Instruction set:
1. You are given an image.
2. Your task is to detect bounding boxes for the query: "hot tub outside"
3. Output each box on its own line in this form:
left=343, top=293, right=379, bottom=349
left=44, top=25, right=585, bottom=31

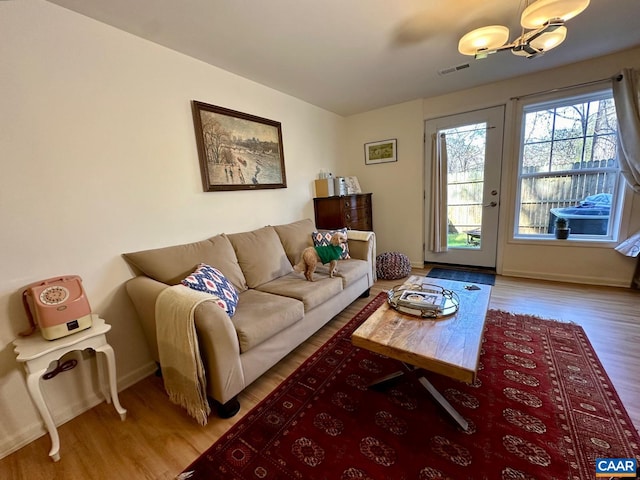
left=548, top=194, right=611, bottom=235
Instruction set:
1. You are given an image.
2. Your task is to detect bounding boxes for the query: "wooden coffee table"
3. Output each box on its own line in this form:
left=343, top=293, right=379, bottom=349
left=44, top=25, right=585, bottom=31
left=351, top=275, right=491, bottom=430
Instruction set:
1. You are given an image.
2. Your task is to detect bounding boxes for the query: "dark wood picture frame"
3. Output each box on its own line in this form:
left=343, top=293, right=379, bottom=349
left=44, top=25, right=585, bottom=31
left=192, top=101, right=287, bottom=191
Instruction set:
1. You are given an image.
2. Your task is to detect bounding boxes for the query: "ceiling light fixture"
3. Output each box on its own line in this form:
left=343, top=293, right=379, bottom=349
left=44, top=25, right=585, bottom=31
left=458, top=0, right=589, bottom=59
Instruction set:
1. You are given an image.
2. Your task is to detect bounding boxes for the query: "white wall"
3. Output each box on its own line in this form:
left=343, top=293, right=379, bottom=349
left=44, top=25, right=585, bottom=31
left=344, top=100, right=425, bottom=261
left=0, top=0, right=345, bottom=457
left=345, top=47, right=640, bottom=286
left=2, top=0, right=639, bottom=461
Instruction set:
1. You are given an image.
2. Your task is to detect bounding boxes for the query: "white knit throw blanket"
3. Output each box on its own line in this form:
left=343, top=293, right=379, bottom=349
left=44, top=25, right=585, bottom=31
left=156, top=285, right=213, bottom=425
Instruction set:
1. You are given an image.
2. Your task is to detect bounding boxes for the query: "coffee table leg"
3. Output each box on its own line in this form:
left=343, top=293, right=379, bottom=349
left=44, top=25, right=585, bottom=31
left=418, top=376, right=469, bottom=431
left=367, top=370, right=405, bottom=388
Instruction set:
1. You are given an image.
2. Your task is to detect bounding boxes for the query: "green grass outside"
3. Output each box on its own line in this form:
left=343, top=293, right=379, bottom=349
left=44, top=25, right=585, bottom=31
left=447, top=232, right=480, bottom=248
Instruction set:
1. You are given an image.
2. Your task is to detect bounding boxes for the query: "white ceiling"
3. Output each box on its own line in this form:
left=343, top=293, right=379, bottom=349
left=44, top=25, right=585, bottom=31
left=47, top=0, right=640, bottom=116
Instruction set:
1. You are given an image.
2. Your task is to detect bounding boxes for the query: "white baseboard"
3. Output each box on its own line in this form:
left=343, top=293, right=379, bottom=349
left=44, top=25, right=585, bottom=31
left=500, top=269, right=631, bottom=288
left=414, top=263, right=629, bottom=288
left=0, top=360, right=157, bottom=460
left=117, top=360, right=158, bottom=391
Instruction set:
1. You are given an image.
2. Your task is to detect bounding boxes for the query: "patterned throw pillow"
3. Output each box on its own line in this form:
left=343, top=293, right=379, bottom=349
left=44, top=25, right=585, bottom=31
left=312, top=228, right=350, bottom=259
left=181, top=263, right=239, bottom=317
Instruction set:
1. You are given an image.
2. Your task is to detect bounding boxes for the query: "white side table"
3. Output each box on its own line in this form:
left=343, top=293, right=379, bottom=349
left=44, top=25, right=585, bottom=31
left=13, top=315, right=127, bottom=461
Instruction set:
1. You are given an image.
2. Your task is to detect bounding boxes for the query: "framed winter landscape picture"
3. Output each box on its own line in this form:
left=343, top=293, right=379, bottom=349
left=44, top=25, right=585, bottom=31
left=192, top=101, right=287, bottom=191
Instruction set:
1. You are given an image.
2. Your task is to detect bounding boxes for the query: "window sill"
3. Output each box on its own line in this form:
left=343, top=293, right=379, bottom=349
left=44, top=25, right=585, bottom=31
left=510, top=235, right=618, bottom=248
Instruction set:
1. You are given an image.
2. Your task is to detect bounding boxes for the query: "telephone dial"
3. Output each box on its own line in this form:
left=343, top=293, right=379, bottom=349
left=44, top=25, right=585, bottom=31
left=21, top=275, right=92, bottom=340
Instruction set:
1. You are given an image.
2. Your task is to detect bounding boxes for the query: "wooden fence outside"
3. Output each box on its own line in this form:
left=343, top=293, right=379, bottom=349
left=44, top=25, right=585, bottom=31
left=447, top=159, right=616, bottom=235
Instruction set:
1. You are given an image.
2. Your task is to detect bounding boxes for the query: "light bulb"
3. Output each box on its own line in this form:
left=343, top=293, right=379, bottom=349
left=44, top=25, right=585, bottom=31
left=530, top=26, right=567, bottom=51
left=521, top=0, right=590, bottom=29
left=458, top=25, right=510, bottom=56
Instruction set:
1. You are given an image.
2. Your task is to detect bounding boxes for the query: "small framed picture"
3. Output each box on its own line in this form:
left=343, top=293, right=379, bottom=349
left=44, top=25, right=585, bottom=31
left=364, top=138, right=397, bottom=165
left=345, top=176, right=361, bottom=194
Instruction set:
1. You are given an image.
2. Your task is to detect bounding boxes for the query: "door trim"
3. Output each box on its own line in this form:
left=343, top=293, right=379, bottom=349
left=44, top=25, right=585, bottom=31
left=424, top=106, right=505, bottom=268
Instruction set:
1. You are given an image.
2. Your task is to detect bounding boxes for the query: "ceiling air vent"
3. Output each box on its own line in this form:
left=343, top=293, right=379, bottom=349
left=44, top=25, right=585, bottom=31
left=438, top=63, right=470, bottom=76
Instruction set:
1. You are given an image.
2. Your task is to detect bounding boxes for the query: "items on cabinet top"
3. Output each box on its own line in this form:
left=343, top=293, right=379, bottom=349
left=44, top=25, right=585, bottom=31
left=314, top=174, right=361, bottom=198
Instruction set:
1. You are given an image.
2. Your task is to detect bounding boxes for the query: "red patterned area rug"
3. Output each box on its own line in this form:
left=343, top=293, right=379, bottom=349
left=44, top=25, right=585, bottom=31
left=180, top=293, right=639, bottom=480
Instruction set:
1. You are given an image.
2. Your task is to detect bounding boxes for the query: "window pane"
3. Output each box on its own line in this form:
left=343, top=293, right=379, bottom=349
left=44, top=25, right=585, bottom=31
left=591, top=135, right=617, bottom=164
left=549, top=138, right=585, bottom=171
left=554, top=104, right=586, bottom=140
left=524, top=110, right=553, bottom=142
left=522, top=142, right=551, bottom=171
left=517, top=174, right=614, bottom=235
left=442, top=123, right=486, bottom=249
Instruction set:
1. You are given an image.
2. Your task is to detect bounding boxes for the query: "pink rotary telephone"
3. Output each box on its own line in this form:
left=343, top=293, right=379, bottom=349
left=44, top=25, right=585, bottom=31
left=21, top=275, right=93, bottom=340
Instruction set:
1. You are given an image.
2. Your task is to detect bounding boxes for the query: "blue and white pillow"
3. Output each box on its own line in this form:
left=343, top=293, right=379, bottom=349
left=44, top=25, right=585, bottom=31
left=312, top=228, right=350, bottom=259
left=181, top=263, right=239, bottom=317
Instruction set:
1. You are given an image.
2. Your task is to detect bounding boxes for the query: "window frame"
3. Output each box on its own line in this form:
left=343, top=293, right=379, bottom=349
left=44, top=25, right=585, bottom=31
left=512, top=87, right=626, bottom=244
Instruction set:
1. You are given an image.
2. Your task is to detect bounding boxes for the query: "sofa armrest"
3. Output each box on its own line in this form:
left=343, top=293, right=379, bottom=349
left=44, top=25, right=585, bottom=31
left=126, top=275, right=245, bottom=404
left=346, top=230, right=377, bottom=283
left=126, top=276, right=168, bottom=361
left=194, top=302, right=245, bottom=404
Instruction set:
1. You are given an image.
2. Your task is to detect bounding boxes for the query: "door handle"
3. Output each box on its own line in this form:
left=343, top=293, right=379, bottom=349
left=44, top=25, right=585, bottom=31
left=483, top=201, right=497, bottom=207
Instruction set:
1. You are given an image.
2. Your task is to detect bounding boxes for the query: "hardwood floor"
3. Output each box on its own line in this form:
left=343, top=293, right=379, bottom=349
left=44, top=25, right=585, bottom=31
left=2, top=269, right=639, bottom=479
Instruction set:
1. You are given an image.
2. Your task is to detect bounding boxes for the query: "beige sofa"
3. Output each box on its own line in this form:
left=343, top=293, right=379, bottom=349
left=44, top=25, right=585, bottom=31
left=123, top=218, right=376, bottom=418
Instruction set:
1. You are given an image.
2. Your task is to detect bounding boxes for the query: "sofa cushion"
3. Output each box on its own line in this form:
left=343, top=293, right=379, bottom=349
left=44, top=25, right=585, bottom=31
left=256, top=273, right=343, bottom=311
left=315, top=258, right=370, bottom=288
left=123, top=234, right=247, bottom=291
left=232, top=289, right=304, bottom=353
left=181, top=263, right=239, bottom=316
left=226, top=227, right=293, bottom=288
left=273, top=218, right=315, bottom=266
left=312, top=228, right=350, bottom=259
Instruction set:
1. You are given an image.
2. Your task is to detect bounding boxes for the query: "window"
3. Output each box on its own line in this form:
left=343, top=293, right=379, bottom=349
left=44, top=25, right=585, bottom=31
left=514, top=90, right=621, bottom=240
left=443, top=122, right=488, bottom=249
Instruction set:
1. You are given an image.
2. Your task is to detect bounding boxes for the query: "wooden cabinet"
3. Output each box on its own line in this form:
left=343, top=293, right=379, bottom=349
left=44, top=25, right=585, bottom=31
left=313, top=193, right=372, bottom=231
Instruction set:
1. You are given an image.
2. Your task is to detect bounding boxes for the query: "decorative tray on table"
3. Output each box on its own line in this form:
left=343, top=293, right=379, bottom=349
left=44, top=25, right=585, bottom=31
left=387, top=283, right=459, bottom=318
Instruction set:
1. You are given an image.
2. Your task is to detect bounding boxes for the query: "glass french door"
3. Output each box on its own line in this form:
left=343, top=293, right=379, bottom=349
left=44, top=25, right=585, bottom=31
left=424, top=106, right=504, bottom=268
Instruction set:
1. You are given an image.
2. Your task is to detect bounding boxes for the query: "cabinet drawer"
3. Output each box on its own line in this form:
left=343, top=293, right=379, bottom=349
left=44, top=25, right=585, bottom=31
left=346, top=218, right=372, bottom=230
left=314, top=193, right=372, bottom=231
left=342, top=195, right=370, bottom=210
left=344, top=207, right=370, bottom=224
